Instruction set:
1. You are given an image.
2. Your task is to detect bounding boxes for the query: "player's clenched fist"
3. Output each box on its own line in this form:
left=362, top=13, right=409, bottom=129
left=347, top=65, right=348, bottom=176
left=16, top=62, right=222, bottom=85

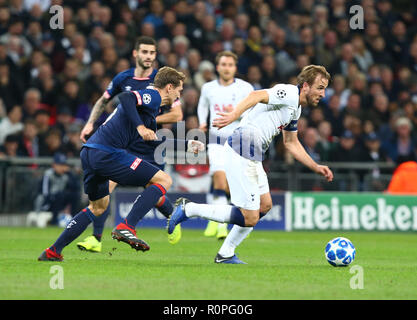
left=137, top=125, right=157, bottom=141
left=187, top=140, right=205, bottom=154
left=315, top=165, right=334, bottom=182
left=80, top=122, right=94, bottom=143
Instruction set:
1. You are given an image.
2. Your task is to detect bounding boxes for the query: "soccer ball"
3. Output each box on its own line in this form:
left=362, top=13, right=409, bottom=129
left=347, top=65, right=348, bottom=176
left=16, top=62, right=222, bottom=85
left=325, top=237, right=356, bottom=267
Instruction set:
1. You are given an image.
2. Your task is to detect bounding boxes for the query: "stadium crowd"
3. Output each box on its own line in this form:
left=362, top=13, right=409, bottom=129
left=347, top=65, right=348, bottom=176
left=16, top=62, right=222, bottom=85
left=0, top=0, right=417, bottom=172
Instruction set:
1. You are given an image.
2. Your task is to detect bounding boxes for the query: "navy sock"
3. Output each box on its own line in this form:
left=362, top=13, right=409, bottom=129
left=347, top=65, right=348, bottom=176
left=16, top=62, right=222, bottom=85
left=125, top=184, right=166, bottom=228
left=93, top=207, right=110, bottom=242
left=212, top=189, right=227, bottom=198
left=229, top=206, right=246, bottom=227
left=51, top=207, right=96, bottom=254
left=156, top=195, right=173, bottom=218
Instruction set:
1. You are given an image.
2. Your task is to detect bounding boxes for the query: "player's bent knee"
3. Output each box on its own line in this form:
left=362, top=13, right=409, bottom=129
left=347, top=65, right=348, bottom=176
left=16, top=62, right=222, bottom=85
left=88, top=196, right=109, bottom=216
left=150, top=171, right=172, bottom=191
left=242, top=212, right=260, bottom=227
left=260, top=202, right=273, bottom=214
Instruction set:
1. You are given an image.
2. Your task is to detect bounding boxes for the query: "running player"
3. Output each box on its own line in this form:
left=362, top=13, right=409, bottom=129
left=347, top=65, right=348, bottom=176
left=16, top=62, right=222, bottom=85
left=197, top=51, right=253, bottom=239
left=168, top=65, right=334, bottom=264
left=39, top=67, right=203, bottom=261
left=77, top=37, right=182, bottom=252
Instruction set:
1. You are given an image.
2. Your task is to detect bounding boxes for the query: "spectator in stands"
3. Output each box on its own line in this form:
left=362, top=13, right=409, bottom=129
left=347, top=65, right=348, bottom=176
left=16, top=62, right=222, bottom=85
left=0, top=105, right=23, bottom=145
left=17, top=118, right=39, bottom=157
left=33, top=152, right=80, bottom=225
left=0, top=61, right=23, bottom=109
left=0, top=134, right=20, bottom=157
left=329, top=130, right=363, bottom=163
left=39, top=128, right=62, bottom=157
left=302, top=127, right=321, bottom=163
left=383, top=117, right=416, bottom=163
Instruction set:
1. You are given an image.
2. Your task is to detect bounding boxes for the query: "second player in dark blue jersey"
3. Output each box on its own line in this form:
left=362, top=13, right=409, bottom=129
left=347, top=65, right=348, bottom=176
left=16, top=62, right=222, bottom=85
left=38, top=67, right=203, bottom=261
left=77, top=37, right=183, bottom=252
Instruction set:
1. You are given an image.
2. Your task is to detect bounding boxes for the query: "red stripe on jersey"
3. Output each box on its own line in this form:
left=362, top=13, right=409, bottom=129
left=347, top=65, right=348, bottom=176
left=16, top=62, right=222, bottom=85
left=130, top=158, right=142, bottom=170
left=133, top=91, right=142, bottom=105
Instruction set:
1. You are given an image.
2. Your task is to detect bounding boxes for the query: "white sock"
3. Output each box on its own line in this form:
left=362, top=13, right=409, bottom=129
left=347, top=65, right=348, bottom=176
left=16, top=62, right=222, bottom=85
left=210, top=193, right=228, bottom=230
left=185, top=202, right=233, bottom=223
left=218, top=225, right=253, bottom=257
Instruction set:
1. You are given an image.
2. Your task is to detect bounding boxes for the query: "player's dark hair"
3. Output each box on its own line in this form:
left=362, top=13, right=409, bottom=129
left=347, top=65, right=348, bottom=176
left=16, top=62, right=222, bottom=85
left=215, top=51, right=238, bottom=65
left=154, top=67, right=185, bottom=88
left=297, top=65, right=330, bottom=86
left=134, top=36, right=157, bottom=51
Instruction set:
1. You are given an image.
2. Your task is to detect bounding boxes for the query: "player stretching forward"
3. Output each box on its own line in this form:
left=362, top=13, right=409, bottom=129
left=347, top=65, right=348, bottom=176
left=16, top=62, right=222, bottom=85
left=77, top=37, right=183, bottom=252
left=168, top=65, right=334, bottom=264
left=38, top=67, right=202, bottom=261
left=197, top=51, right=253, bottom=239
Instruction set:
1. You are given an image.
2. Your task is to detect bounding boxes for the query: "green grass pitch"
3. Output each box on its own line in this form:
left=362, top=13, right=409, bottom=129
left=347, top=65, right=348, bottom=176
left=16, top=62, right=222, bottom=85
left=1, top=226, right=416, bottom=300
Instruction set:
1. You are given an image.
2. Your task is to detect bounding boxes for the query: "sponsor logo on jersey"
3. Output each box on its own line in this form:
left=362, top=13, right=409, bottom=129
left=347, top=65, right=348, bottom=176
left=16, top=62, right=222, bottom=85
left=130, top=158, right=142, bottom=170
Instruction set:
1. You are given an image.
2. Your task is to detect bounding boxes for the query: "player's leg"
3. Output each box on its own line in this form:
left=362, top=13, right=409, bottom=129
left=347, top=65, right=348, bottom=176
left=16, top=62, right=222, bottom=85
left=38, top=147, right=112, bottom=261
left=217, top=193, right=273, bottom=263
left=168, top=143, right=261, bottom=232
left=38, top=196, right=110, bottom=261
left=204, top=144, right=229, bottom=238
left=77, top=180, right=118, bottom=252
left=111, top=159, right=172, bottom=250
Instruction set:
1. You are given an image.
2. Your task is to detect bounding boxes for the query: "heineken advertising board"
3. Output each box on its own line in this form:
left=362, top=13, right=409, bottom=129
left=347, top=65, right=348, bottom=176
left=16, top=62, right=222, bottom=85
left=286, top=193, right=417, bottom=231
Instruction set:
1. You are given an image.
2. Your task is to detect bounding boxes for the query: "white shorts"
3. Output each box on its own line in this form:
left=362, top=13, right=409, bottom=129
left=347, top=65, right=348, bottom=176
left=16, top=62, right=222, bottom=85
left=223, top=142, right=270, bottom=210
left=207, top=143, right=226, bottom=175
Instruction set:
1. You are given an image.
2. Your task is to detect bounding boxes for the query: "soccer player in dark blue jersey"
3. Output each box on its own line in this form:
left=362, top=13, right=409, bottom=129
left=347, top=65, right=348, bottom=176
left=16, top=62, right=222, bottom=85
left=78, top=37, right=183, bottom=251
left=38, top=67, right=203, bottom=261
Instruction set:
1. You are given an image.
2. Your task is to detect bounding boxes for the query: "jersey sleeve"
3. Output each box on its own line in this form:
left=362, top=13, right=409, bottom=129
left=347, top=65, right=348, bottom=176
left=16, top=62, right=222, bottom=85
left=132, top=89, right=161, bottom=113
left=197, top=84, right=210, bottom=126
left=118, top=92, right=144, bottom=127
left=284, top=105, right=302, bottom=132
left=103, top=72, right=126, bottom=99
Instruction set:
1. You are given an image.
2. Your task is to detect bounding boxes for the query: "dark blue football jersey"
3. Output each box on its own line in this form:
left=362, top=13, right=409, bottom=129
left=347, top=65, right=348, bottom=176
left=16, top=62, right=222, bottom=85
left=103, top=68, right=158, bottom=100
left=87, top=89, right=162, bottom=150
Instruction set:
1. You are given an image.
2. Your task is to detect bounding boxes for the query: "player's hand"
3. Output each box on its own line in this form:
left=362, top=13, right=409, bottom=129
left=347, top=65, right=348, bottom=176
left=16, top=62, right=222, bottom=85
left=187, top=140, right=205, bottom=154
left=138, top=125, right=157, bottom=141
left=315, top=165, right=333, bottom=182
left=212, top=111, right=238, bottom=129
left=80, top=122, right=94, bottom=143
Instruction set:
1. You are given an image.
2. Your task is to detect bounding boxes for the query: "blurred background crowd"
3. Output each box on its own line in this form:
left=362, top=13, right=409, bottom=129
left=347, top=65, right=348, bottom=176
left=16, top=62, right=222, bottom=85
left=0, top=0, right=417, bottom=172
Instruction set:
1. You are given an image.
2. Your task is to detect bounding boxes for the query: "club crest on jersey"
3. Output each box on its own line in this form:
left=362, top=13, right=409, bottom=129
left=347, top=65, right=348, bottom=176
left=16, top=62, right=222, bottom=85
left=277, top=89, right=286, bottom=99
left=143, top=93, right=152, bottom=104
left=125, top=86, right=132, bottom=91
left=107, top=81, right=113, bottom=90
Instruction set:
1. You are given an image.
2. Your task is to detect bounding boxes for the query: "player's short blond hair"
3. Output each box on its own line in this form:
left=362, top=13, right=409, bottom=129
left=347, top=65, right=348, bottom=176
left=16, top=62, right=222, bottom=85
left=297, top=65, right=330, bottom=86
left=154, top=67, right=186, bottom=88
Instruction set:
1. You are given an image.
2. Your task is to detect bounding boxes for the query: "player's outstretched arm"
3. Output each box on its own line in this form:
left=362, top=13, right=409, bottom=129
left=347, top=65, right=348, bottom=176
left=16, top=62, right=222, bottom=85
left=156, top=100, right=183, bottom=124
left=212, top=90, right=269, bottom=129
left=80, top=94, right=110, bottom=143
left=283, top=130, right=333, bottom=182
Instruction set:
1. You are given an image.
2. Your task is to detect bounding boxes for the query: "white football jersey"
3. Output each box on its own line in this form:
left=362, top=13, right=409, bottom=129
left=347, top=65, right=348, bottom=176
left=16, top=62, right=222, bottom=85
left=197, top=78, right=253, bottom=142
left=228, top=84, right=302, bottom=160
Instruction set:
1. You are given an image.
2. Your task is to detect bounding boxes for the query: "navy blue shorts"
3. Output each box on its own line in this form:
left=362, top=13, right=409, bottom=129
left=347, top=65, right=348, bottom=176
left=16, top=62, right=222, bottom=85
left=80, top=147, right=160, bottom=201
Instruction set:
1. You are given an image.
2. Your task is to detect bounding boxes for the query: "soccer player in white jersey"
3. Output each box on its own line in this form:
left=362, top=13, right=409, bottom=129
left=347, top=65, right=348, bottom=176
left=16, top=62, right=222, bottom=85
left=197, top=51, right=254, bottom=239
left=169, top=65, right=334, bottom=264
